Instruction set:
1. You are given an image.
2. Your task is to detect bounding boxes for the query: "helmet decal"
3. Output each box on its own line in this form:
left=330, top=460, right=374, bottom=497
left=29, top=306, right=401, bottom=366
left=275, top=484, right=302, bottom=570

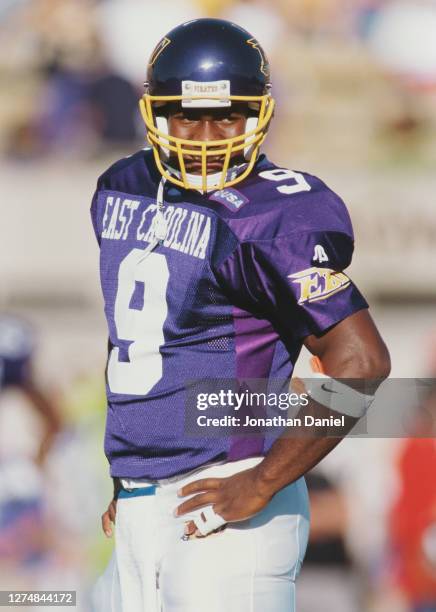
left=148, top=37, right=171, bottom=67
left=247, top=38, right=270, bottom=78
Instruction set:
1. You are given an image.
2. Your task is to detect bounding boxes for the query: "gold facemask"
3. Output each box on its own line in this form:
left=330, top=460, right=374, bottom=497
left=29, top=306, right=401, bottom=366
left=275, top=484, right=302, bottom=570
left=139, top=93, right=275, bottom=193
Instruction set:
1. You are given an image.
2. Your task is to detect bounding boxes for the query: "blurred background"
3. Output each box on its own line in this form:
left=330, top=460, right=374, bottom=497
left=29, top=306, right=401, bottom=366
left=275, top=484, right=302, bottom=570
left=0, top=0, right=436, bottom=610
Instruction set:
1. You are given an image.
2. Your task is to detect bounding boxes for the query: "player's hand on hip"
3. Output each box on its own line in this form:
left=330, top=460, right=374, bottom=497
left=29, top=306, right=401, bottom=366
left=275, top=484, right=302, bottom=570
left=101, top=498, right=117, bottom=538
left=175, top=466, right=273, bottom=538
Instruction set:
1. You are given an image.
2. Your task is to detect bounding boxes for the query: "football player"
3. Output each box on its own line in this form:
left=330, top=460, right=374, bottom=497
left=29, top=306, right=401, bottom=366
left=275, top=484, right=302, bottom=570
left=91, top=18, right=390, bottom=612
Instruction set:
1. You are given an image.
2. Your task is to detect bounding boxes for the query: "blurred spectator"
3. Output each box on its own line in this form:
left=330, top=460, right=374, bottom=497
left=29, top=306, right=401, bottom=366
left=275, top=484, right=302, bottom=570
left=222, top=0, right=288, bottom=60
left=279, top=0, right=352, bottom=39
left=0, top=314, right=61, bottom=466
left=389, top=434, right=436, bottom=611
left=368, top=1, right=436, bottom=89
left=192, top=0, right=235, bottom=16
left=95, top=0, right=198, bottom=86
left=387, top=351, right=436, bottom=612
left=354, top=0, right=385, bottom=40
left=366, top=0, right=436, bottom=135
left=0, top=314, right=111, bottom=608
left=0, top=314, right=61, bottom=579
left=35, top=63, right=140, bottom=156
left=3, top=0, right=144, bottom=158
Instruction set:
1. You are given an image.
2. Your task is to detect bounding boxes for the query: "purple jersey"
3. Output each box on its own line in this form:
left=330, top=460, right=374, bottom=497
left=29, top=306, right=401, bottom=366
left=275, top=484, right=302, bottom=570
left=91, top=150, right=368, bottom=479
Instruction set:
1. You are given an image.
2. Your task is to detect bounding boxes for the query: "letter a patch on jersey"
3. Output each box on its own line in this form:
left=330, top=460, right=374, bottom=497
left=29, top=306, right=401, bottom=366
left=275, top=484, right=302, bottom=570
left=312, top=244, right=329, bottom=263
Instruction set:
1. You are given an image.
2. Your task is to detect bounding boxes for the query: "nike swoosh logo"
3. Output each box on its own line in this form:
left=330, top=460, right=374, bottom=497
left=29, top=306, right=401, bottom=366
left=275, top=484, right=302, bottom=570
left=321, top=383, right=339, bottom=394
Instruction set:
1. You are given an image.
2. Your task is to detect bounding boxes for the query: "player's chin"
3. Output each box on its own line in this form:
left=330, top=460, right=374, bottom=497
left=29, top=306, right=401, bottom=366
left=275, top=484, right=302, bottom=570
left=187, top=163, right=223, bottom=175
left=170, top=155, right=245, bottom=175
left=181, top=156, right=224, bottom=175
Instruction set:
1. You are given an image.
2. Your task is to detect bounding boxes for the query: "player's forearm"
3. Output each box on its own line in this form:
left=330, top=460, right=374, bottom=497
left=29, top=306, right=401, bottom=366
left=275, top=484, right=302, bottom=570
left=253, top=402, right=357, bottom=498
left=254, top=319, right=391, bottom=498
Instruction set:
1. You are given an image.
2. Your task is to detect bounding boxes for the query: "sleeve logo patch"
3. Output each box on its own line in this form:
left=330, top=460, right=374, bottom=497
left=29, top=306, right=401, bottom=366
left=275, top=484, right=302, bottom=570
left=288, top=267, right=350, bottom=304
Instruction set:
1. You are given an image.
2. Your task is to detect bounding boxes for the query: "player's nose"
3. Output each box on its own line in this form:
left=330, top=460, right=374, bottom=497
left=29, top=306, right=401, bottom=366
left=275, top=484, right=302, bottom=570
left=193, top=119, right=219, bottom=142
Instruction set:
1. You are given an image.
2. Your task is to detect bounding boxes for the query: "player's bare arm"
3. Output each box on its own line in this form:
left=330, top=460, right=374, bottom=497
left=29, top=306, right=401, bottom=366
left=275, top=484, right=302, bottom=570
left=177, top=309, right=390, bottom=536
left=102, top=311, right=390, bottom=537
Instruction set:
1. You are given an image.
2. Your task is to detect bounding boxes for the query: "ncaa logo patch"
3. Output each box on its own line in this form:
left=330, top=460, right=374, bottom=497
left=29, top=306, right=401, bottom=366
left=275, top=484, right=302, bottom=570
left=209, top=188, right=249, bottom=212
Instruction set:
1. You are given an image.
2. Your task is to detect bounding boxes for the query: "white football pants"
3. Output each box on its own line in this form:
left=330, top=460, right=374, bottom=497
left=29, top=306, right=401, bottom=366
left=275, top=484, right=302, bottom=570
left=91, top=457, right=310, bottom=612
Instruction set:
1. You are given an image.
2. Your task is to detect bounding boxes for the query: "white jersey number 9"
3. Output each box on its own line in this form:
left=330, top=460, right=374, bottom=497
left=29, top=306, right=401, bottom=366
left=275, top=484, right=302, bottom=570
left=107, top=250, right=168, bottom=395
left=259, top=169, right=311, bottom=195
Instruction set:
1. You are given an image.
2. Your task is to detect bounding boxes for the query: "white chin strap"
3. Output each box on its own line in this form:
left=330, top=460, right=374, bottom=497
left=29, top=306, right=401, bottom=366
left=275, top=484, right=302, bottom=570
left=156, top=116, right=171, bottom=159
left=244, top=116, right=259, bottom=158
left=192, top=506, right=227, bottom=536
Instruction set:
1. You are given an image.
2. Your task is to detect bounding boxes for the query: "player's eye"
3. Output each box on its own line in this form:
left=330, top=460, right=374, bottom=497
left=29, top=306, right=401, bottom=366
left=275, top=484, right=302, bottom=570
left=177, top=112, right=200, bottom=123
left=220, top=114, right=243, bottom=124
left=168, top=105, right=199, bottom=121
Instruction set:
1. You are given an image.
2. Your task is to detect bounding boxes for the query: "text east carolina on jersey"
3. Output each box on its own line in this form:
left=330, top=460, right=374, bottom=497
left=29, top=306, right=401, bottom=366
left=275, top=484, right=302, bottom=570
left=90, top=149, right=368, bottom=480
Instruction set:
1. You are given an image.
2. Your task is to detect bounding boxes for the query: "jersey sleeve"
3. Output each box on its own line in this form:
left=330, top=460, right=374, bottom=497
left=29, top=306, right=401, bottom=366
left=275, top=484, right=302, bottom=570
left=90, top=186, right=101, bottom=247
left=214, top=230, right=368, bottom=339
